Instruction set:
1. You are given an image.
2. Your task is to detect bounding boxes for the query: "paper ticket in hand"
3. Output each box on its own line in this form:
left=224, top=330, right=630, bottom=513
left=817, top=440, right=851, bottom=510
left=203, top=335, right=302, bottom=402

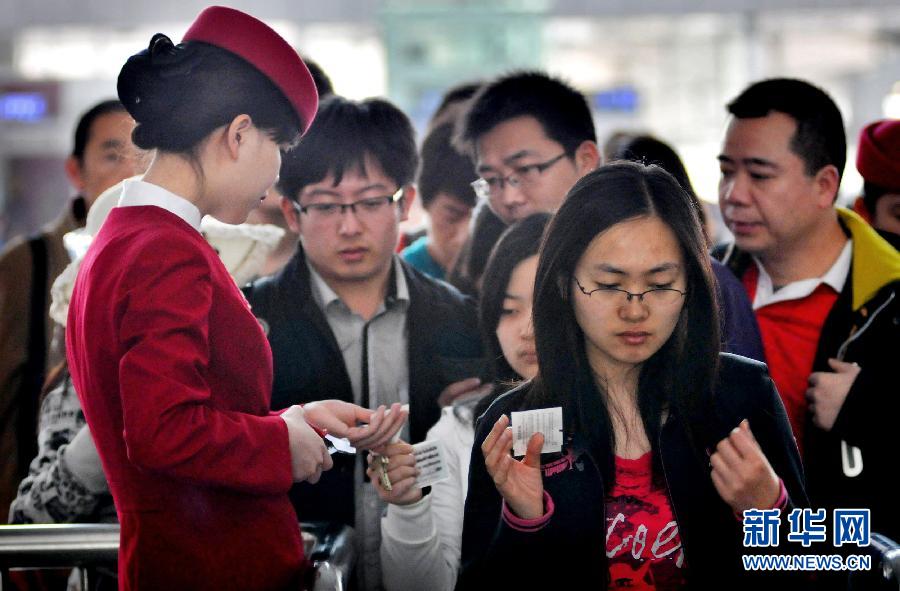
left=412, top=439, right=449, bottom=489
left=511, top=407, right=563, bottom=456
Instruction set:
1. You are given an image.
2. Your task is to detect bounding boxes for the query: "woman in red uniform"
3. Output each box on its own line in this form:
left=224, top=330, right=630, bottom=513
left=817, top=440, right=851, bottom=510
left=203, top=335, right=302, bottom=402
left=65, top=7, right=405, bottom=590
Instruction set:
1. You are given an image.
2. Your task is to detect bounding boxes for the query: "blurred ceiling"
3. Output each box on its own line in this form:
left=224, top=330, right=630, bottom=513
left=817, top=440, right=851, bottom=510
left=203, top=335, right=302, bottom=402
left=3, top=0, right=900, bottom=32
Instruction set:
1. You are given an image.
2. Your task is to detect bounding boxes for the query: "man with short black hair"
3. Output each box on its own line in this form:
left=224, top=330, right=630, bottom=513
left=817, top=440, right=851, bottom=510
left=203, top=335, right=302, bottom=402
left=715, top=78, right=900, bottom=543
left=448, top=70, right=600, bottom=299
left=0, top=99, right=140, bottom=519
left=455, top=70, right=600, bottom=227
left=401, top=122, right=476, bottom=280
left=243, top=95, right=484, bottom=590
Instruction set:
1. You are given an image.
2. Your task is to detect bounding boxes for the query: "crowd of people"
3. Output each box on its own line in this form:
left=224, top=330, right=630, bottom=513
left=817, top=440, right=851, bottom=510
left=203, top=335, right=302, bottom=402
left=0, top=5, right=897, bottom=591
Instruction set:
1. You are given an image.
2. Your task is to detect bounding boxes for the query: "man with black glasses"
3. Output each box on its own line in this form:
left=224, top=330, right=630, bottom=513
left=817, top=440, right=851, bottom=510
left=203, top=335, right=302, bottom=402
left=242, top=95, right=484, bottom=590
left=448, top=71, right=601, bottom=296
left=457, top=71, right=601, bottom=226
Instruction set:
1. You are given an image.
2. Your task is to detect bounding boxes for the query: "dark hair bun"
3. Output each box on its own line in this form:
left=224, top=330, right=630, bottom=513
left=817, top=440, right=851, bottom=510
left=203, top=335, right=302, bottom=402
left=149, top=33, right=176, bottom=59
left=117, top=34, right=207, bottom=150
left=117, top=34, right=299, bottom=153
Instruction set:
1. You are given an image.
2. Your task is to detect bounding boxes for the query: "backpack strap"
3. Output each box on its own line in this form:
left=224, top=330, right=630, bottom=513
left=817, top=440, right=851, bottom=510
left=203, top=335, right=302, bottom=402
left=16, top=235, right=49, bottom=475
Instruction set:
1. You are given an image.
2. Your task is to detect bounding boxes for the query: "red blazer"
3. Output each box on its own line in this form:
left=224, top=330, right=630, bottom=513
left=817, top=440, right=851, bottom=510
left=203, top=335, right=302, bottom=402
left=67, top=206, right=304, bottom=590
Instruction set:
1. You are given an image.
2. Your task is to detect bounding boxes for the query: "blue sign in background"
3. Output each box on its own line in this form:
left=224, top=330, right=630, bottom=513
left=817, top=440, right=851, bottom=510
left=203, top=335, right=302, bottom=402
left=0, top=92, right=48, bottom=122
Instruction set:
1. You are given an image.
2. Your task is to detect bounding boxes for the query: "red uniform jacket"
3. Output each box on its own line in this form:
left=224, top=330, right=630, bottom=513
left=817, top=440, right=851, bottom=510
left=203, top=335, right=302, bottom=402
left=66, top=206, right=304, bottom=590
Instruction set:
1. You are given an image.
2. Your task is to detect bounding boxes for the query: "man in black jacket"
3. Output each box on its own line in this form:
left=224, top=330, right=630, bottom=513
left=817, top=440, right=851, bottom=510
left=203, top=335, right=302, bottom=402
left=715, top=78, right=900, bottom=548
left=0, top=99, right=140, bottom=519
left=243, top=95, right=485, bottom=590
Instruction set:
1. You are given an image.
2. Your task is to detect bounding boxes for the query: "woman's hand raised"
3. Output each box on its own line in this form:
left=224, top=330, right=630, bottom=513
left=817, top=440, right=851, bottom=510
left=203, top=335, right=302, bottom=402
left=710, top=419, right=781, bottom=514
left=482, top=414, right=545, bottom=520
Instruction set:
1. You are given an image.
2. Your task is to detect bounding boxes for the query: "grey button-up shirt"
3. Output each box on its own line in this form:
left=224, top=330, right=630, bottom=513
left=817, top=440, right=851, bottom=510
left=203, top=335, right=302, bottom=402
left=307, top=256, right=411, bottom=590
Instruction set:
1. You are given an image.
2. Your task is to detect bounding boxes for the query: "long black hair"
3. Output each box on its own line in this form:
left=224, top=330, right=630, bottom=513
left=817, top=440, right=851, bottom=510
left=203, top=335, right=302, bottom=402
left=528, top=161, right=720, bottom=483
left=610, top=133, right=709, bottom=241
left=479, top=213, right=552, bottom=383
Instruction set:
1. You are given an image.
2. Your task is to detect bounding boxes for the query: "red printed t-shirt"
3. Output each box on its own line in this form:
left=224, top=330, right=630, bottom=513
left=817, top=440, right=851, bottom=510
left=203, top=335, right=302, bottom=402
left=605, top=453, right=685, bottom=590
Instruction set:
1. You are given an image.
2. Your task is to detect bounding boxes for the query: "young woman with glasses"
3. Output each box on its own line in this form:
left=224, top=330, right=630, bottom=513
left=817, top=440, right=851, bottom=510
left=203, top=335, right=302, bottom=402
left=457, top=161, right=809, bottom=589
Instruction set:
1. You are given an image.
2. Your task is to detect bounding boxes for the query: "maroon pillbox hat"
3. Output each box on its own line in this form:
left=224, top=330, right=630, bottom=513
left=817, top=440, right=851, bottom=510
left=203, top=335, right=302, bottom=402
left=183, top=6, right=318, bottom=135
left=856, top=119, right=900, bottom=191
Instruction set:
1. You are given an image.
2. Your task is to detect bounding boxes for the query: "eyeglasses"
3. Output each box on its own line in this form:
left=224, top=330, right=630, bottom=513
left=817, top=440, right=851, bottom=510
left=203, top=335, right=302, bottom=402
left=574, top=276, right=687, bottom=306
left=470, top=153, right=568, bottom=202
left=295, top=188, right=403, bottom=222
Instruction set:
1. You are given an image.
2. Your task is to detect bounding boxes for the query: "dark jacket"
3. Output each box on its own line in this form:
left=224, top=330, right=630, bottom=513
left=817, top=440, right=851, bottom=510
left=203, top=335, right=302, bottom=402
left=0, top=197, right=85, bottom=519
left=458, top=354, right=809, bottom=590
left=242, top=247, right=485, bottom=526
left=711, top=258, right=765, bottom=362
left=714, top=208, right=900, bottom=542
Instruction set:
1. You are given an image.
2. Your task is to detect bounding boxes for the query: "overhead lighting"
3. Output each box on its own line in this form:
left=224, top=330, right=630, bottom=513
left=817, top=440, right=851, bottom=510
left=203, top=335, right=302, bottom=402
left=14, top=21, right=301, bottom=81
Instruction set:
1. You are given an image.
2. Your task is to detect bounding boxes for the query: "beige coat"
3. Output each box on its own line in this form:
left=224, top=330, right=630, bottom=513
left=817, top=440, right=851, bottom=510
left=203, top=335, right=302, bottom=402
left=0, top=198, right=84, bottom=520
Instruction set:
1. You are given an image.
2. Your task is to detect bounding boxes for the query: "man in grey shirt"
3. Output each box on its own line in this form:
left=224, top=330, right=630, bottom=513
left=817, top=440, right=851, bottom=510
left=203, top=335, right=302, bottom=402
left=243, top=95, right=486, bottom=590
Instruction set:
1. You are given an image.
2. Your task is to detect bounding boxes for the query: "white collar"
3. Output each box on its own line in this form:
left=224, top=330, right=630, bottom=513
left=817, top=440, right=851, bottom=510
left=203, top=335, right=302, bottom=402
left=307, top=256, right=410, bottom=311
left=752, top=240, right=852, bottom=310
left=118, top=179, right=203, bottom=232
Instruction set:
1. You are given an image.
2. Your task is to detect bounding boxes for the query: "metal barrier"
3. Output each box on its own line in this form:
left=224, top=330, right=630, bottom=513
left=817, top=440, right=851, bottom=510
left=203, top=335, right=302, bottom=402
left=849, top=532, right=900, bottom=591
left=303, top=522, right=355, bottom=591
left=0, top=522, right=354, bottom=591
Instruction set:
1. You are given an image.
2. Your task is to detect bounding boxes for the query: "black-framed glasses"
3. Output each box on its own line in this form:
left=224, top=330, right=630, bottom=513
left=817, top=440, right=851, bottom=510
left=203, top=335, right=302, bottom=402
left=470, top=153, right=569, bottom=201
left=574, top=276, right=687, bottom=306
left=294, top=188, right=404, bottom=221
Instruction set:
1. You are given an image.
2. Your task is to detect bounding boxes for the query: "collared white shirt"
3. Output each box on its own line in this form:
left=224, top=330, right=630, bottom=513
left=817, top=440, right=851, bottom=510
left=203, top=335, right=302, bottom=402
left=751, top=240, right=853, bottom=310
left=118, top=179, right=203, bottom=232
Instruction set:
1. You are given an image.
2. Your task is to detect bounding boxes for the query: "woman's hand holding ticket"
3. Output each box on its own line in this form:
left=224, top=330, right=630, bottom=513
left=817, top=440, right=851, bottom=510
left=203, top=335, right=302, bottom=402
left=303, top=400, right=408, bottom=452
left=482, top=414, right=545, bottom=520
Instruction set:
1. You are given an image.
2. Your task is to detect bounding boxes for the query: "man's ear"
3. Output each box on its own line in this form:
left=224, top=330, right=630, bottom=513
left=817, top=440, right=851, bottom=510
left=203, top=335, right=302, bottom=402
left=573, top=140, right=601, bottom=176
left=813, top=164, right=841, bottom=207
left=399, top=184, right=416, bottom=223
left=280, top=195, right=302, bottom=234
left=226, top=114, right=254, bottom=160
left=64, top=156, right=85, bottom=192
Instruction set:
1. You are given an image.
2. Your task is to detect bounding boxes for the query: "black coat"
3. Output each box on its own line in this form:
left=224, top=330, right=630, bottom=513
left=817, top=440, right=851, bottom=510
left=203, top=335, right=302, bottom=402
left=715, top=224, right=900, bottom=543
left=458, top=354, right=810, bottom=590
left=243, top=248, right=485, bottom=526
